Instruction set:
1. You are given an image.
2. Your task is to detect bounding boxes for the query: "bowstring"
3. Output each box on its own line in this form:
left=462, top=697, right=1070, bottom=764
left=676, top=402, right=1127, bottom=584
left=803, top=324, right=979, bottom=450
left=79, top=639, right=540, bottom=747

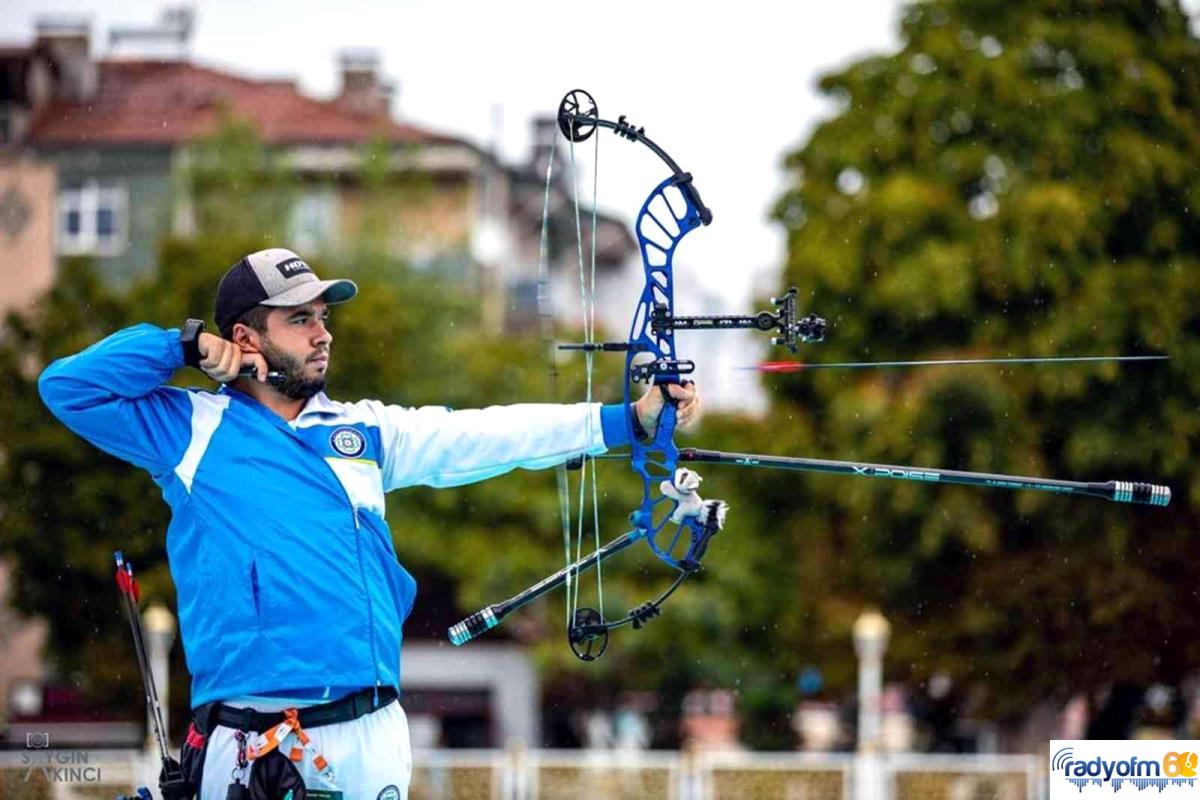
left=588, top=129, right=603, bottom=622
left=536, top=136, right=574, bottom=632
left=566, top=121, right=605, bottom=627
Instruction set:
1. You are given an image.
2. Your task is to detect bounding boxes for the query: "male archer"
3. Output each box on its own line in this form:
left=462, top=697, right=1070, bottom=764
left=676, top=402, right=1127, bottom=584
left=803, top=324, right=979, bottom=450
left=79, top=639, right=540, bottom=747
left=39, top=247, right=699, bottom=800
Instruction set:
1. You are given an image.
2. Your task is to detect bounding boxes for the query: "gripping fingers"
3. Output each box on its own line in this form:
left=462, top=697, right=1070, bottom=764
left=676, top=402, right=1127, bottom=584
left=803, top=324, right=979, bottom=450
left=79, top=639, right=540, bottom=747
left=242, top=352, right=268, bottom=382
left=215, top=341, right=239, bottom=381
left=676, top=396, right=701, bottom=429
left=200, top=339, right=242, bottom=383
left=197, top=339, right=226, bottom=379
left=664, top=382, right=700, bottom=430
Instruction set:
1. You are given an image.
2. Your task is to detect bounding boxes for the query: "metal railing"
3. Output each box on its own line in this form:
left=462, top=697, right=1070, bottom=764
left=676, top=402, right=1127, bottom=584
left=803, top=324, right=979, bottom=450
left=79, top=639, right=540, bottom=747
left=0, top=747, right=1045, bottom=800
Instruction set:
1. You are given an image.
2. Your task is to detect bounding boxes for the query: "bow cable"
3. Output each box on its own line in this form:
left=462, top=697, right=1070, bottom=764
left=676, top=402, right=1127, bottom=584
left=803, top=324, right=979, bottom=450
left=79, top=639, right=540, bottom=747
left=535, top=135, right=575, bottom=632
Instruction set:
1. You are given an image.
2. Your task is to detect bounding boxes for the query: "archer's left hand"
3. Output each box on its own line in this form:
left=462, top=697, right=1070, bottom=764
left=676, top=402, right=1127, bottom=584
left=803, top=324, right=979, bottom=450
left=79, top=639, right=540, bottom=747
left=634, top=380, right=701, bottom=437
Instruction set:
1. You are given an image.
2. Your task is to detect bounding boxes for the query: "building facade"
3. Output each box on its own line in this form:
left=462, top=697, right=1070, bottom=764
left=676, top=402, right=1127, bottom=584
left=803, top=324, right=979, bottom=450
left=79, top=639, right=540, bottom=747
left=0, top=15, right=634, bottom=327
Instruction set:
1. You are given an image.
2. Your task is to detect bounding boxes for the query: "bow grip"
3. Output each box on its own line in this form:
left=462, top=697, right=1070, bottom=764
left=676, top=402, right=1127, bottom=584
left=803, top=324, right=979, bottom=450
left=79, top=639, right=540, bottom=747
left=651, top=377, right=692, bottom=449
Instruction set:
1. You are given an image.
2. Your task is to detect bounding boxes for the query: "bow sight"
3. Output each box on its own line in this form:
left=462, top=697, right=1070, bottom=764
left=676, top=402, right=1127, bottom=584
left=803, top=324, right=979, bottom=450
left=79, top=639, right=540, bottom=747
left=563, top=289, right=828, bottom=382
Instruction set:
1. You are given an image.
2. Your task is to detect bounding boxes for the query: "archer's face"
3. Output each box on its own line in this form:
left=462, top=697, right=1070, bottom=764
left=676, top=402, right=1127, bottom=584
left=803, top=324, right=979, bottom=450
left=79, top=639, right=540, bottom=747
left=255, top=301, right=333, bottom=400
left=263, top=300, right=332, bottom=380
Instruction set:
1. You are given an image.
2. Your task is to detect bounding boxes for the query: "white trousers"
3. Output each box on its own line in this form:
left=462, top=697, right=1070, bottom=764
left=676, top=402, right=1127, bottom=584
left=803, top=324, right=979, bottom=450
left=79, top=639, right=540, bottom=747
left=198, top=695, right=412, bottom=800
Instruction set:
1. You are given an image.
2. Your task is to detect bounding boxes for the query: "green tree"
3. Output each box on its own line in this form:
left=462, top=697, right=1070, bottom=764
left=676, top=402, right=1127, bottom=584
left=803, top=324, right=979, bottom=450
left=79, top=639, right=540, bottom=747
left=755, top=0, right=1200, bottom=722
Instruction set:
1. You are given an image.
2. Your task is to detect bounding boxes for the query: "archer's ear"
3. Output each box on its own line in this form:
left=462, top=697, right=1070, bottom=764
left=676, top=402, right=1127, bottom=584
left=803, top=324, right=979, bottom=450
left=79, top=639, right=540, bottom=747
left=230, top=323, right=260, bottom=351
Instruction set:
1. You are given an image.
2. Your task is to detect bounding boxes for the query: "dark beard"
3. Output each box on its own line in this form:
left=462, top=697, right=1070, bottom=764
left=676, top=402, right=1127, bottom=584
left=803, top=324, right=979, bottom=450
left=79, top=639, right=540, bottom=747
left=259, top=338, right=326, bottom=401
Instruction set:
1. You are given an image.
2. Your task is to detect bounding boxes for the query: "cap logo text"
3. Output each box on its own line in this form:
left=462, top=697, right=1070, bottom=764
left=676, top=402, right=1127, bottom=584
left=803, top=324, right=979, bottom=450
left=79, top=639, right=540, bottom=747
left=275, top=258, right=313, bottom=279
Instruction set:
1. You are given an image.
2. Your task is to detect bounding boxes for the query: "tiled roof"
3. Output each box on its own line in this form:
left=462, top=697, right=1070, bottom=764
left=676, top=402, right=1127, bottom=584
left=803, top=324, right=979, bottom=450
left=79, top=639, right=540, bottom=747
left=28, top=59, right=461, bottom=147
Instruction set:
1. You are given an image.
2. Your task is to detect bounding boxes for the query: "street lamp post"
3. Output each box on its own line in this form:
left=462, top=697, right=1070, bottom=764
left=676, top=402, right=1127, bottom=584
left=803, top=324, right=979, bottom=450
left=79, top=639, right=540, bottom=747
left=853, top=609, right=891, bottom=800
left=142, top=604, right=176, bottom=749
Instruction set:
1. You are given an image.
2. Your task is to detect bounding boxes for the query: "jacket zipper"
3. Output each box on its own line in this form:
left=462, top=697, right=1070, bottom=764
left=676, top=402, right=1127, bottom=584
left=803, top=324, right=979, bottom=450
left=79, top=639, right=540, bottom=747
left=349, top=506, right=382, bottom=703
left=290, top=417, right=383, bottom=697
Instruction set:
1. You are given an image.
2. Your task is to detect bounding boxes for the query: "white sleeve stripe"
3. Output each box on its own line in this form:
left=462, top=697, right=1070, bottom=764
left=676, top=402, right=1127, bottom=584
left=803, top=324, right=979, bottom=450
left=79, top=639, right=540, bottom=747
left=174, top=392, right=230, bottom=492
left=375, top=400, right=608, bottom=490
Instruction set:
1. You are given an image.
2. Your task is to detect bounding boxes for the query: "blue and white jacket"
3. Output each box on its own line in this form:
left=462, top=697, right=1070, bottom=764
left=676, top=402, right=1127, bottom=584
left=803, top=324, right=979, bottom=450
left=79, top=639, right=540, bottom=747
left=39, top=324, right=631, bottom=707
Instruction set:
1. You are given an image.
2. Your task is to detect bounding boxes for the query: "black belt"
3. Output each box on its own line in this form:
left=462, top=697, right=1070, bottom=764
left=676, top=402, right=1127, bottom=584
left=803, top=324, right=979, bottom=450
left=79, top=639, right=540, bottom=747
left=194, top=686, right=398, bottom=735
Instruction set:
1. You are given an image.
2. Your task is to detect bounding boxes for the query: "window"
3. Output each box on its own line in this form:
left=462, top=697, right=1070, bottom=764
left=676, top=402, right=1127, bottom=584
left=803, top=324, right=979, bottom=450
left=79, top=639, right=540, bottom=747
left=288, top=188, right=339, bottom=254
left=56, top=178, right=128, bottom=256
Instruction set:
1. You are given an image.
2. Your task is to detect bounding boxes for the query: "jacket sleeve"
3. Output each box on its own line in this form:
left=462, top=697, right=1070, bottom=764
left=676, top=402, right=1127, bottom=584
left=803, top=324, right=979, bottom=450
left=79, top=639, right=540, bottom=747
left=366, top=400, right=633, bottom=491
left=38, top=324, right=196, bottom=476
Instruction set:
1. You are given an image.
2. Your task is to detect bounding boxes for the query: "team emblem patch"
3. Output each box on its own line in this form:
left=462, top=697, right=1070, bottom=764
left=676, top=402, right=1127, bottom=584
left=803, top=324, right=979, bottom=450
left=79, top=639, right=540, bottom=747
left=329, top=426, right=366, bottom=458
left=377, top=787, right=400, bottom=800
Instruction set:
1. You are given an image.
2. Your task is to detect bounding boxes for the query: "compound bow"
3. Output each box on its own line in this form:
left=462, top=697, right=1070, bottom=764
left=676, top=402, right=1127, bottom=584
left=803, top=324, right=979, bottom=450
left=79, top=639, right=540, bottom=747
left=448, top=89, right=1171, bottom=660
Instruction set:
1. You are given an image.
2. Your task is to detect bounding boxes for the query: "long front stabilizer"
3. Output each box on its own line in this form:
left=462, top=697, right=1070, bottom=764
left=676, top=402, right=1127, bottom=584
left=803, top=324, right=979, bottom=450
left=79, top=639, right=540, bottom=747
left=677, top=449, right=1170, bottom=507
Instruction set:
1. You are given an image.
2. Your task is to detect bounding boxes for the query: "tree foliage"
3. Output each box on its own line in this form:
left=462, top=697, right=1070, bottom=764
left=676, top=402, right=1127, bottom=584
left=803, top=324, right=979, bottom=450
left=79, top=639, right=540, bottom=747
left=754, top=0, right=1200, bottom=721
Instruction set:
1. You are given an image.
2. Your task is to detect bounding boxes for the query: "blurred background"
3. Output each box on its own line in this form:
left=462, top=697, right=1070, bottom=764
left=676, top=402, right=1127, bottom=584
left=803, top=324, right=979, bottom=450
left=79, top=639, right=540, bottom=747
left=0, top=0, right=1197, bottom=797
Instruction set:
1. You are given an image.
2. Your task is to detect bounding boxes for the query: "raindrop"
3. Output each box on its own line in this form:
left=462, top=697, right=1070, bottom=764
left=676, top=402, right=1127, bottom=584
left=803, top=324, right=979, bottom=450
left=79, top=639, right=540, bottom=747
left=980, top=36, right=1003, bottom=58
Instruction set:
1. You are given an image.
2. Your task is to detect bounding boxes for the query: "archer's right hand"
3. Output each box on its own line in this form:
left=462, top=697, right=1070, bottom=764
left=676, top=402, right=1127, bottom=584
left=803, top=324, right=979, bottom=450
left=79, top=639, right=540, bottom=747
left=197, top=332, right=269, bottom=383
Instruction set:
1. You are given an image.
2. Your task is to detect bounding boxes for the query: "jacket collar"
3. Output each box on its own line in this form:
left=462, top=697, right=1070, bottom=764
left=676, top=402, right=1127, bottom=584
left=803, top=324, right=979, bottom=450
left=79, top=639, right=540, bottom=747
left=298, top=392, right=341, bottom=417
left=218, top=385, right=341, bottom=421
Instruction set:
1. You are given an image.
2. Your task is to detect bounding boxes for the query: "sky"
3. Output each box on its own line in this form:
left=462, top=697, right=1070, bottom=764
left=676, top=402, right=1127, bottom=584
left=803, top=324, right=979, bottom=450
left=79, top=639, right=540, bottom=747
left=1, top=0, right=906, bottom=305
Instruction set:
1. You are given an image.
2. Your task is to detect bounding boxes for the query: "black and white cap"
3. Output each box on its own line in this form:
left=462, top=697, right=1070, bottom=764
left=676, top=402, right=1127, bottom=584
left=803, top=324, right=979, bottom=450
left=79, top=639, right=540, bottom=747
left=215, top=248, right=358, bottom=334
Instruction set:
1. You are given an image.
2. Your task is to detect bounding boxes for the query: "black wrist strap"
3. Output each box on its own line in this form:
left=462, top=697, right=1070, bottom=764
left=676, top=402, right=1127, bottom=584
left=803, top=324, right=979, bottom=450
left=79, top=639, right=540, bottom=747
left=180, top=319, right=205, bottom=368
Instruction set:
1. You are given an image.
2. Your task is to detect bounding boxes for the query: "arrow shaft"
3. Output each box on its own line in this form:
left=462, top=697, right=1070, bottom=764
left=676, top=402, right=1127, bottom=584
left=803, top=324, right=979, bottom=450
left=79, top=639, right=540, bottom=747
left=752, top=355, right=1168, bottom=372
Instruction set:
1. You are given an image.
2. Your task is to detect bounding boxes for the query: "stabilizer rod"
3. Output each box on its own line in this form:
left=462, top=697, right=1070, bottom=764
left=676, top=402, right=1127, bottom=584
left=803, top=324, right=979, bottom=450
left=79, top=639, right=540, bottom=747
left=677, top=449, right=1171, bottom=506
left=449, top=530, right=641, bottom=646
